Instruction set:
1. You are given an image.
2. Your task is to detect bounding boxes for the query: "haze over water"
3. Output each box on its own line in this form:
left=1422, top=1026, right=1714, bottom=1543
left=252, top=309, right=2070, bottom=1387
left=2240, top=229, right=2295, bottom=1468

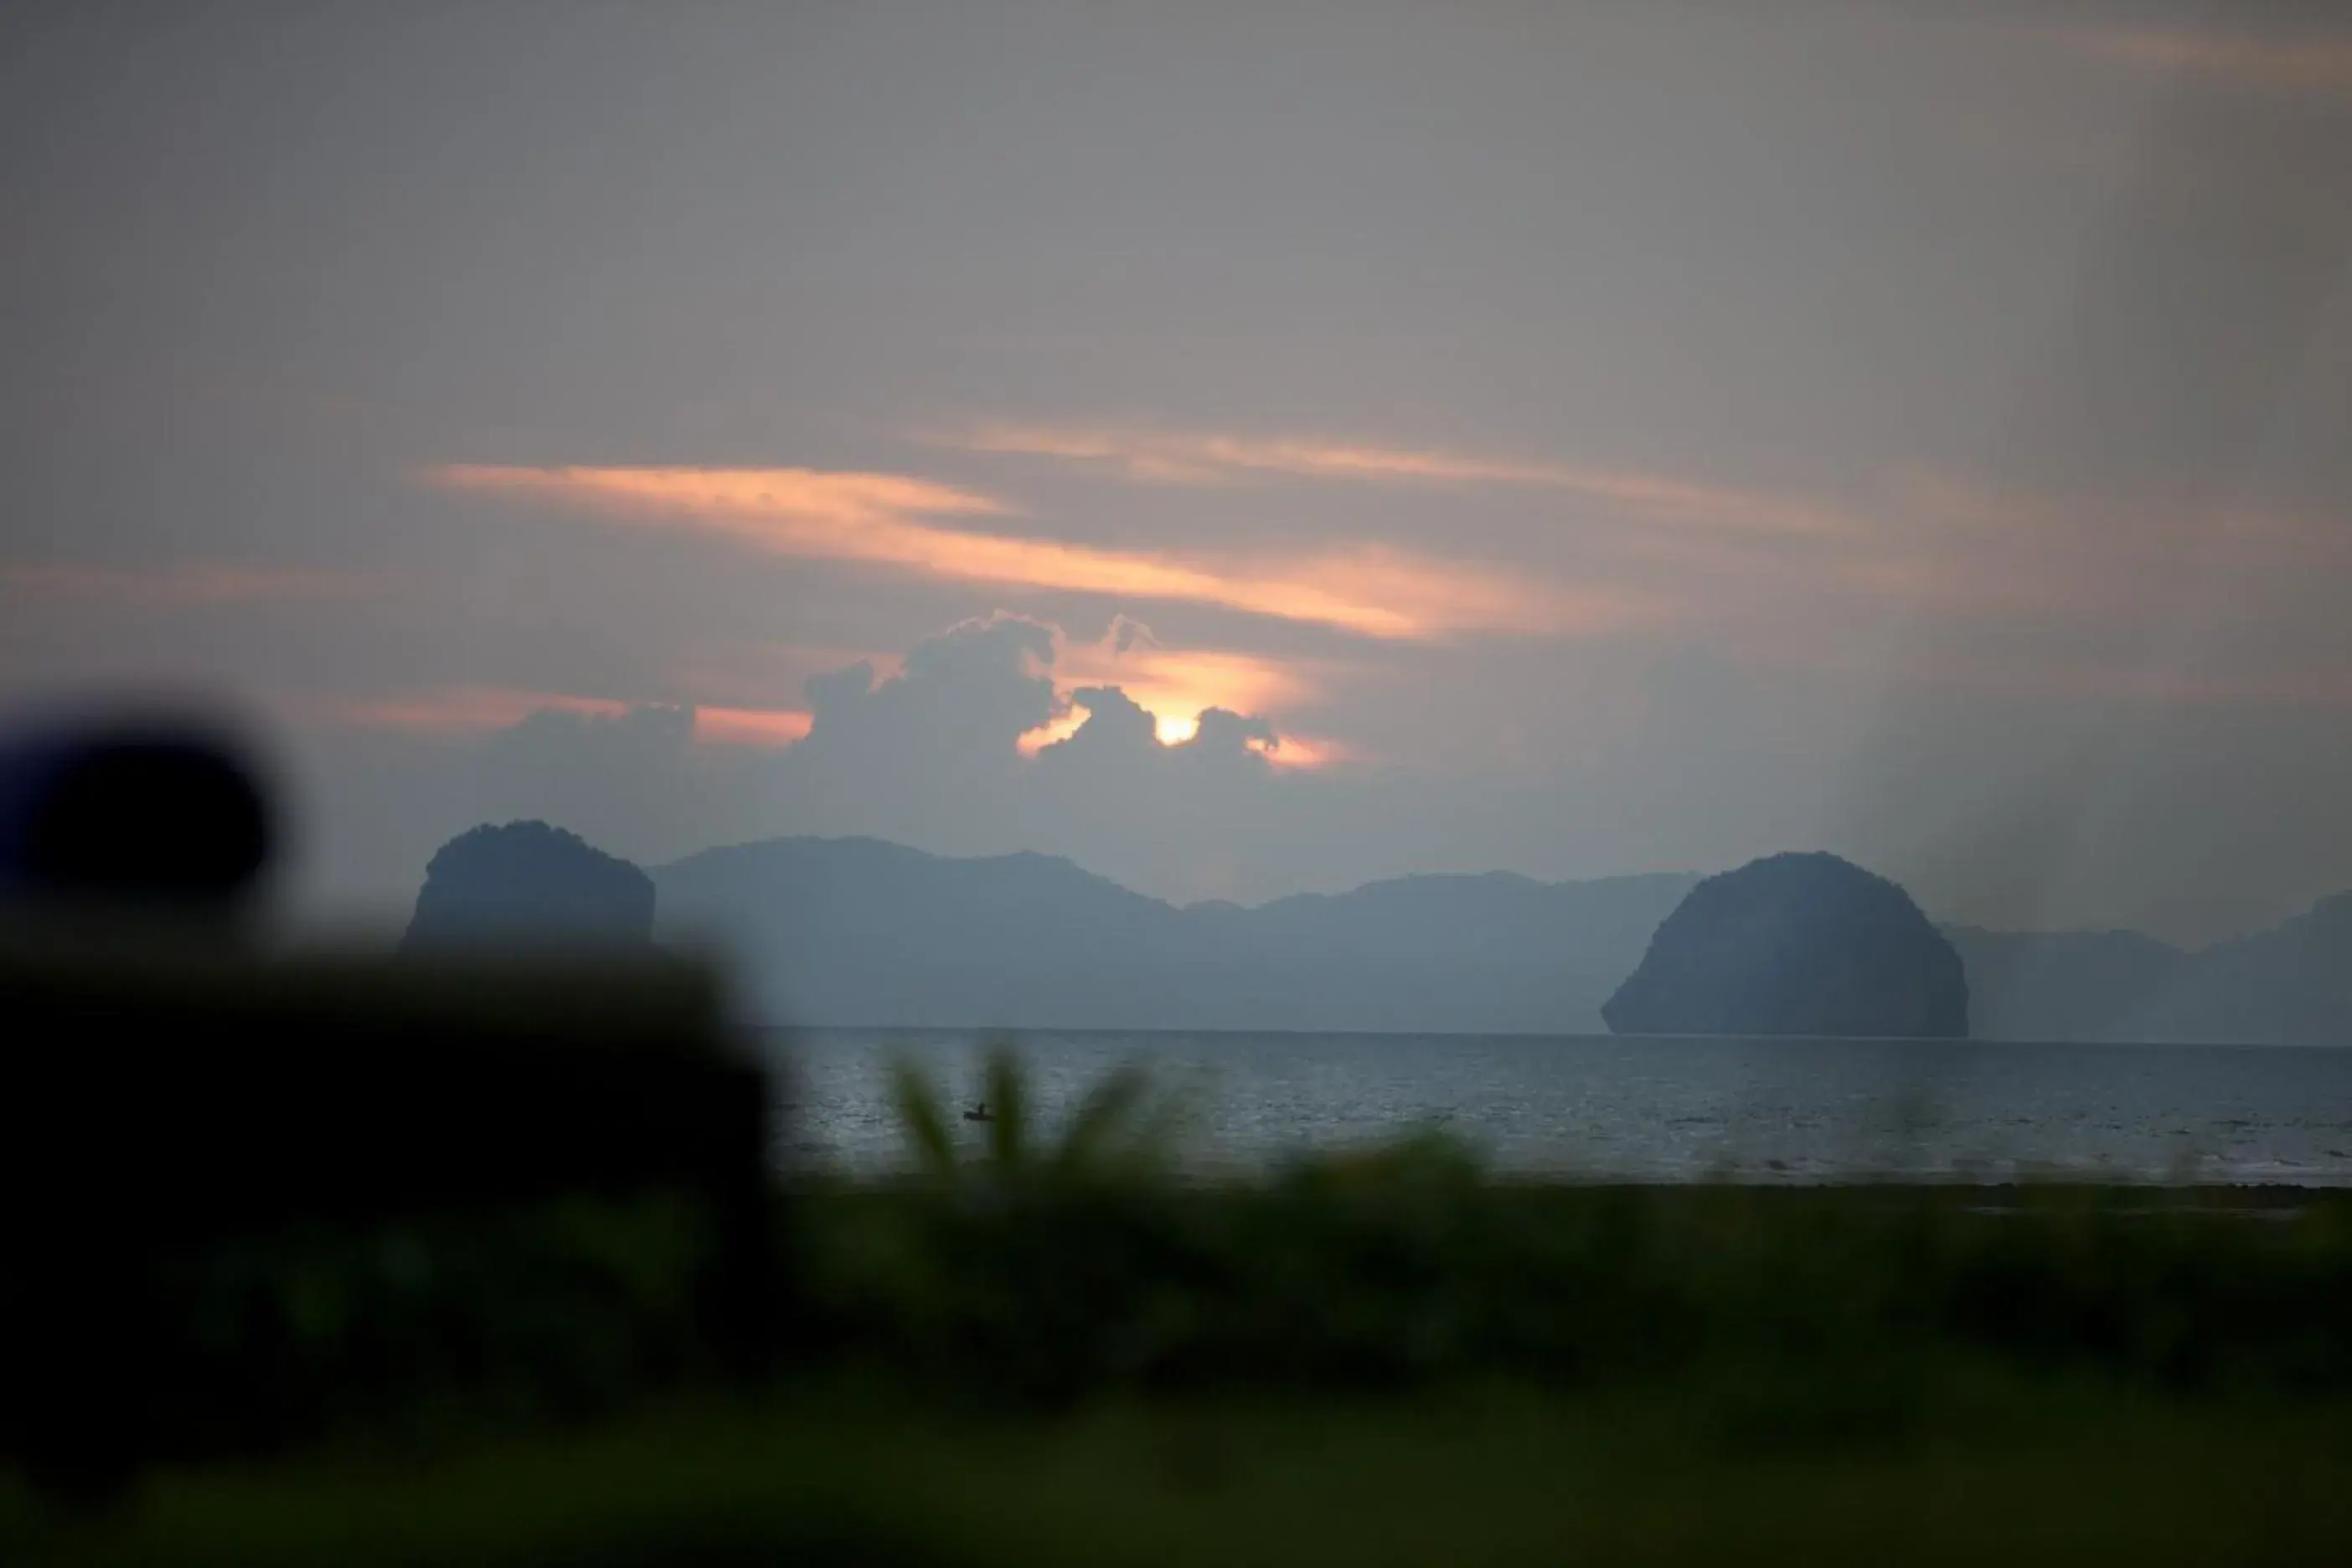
left=778, top=1029, right=2352, bottom=1184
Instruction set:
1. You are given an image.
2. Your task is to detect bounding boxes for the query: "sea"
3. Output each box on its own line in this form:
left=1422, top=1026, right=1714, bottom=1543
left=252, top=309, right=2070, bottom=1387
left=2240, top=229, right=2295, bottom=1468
left=768, top=1028, right=2352, bottom=1184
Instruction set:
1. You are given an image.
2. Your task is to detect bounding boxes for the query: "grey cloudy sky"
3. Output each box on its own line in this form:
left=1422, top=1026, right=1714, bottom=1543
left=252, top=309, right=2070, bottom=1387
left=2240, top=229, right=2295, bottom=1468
left=3, top=0, right=2348, bottom=942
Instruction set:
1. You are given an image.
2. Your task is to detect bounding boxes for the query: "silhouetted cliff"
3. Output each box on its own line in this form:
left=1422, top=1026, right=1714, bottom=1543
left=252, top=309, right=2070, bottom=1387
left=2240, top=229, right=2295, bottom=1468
left=1603, top=852, right=1967, bottom=1037
left=401, top=821, right=654, bottom=952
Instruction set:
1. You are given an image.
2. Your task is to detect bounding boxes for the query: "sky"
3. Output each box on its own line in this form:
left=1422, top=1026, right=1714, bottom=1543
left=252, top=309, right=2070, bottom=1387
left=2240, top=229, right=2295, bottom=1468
left=3, top=0, right=2349, bottom=944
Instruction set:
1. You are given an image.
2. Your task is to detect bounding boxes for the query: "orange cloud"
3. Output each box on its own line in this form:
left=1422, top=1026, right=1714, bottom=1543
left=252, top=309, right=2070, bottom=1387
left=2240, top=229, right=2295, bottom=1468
left=1245, top=731, right=1352, bottom=771
left=332, top=621, right=1343, bottom=767
left=1050, top=628, right=1323, bottom=740
left=1013, top=708, right=1088, bottom=756
left=2062, top=25, right=2352, bottom=94
left=942, top=424, right=1853, bottom=536
left=2, top=562, right=372, bottom=603
left=425, top=462, right=1632, bottom=639
left=1017, top=709, right=1350, bottom=768
left=999, top=617, right=1349, bottom=758
left=1014, top=623, right=1324, bottom=750
left=428, top=464, right=1011, bottom=531
left=691, top=704, right=815, bottom=748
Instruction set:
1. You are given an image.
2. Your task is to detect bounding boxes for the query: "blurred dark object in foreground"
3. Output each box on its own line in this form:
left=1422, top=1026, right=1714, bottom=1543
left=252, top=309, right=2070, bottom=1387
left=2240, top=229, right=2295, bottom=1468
left=0, top=718, right=273, bottom=917
left=0, top=715, right=776, bottom=1501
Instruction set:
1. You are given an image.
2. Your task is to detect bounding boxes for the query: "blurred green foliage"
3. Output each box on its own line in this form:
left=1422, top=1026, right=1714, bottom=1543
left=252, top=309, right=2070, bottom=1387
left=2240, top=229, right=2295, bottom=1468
left=10, top=1052, right=2352, bottom=1563
left=13, top=1375, right=2352, bottom=1567
left=803, top=1142, right=2352, bottom=1410
left=789, top=1050, right=2352, bottom=1407
left=885, top=1042, right=1189, bottom=1189
left=121, top=1191, right=724, bottom=1461
left=36, top=1051, right=2352, bottom=1452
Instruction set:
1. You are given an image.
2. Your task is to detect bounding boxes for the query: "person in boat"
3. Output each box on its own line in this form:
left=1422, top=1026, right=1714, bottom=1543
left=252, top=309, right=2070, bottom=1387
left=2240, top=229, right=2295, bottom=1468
left=964, top=1101, right=991, bottom=1122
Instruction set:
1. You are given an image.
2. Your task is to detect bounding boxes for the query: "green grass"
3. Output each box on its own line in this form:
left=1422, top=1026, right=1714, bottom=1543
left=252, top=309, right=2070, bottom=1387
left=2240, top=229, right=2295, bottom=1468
left=796, top=1172, right=2352, bottom=1404
left=10, top=1374, right=2352, bottom=1567
left=11, top=1053, right=2352, bottom=1562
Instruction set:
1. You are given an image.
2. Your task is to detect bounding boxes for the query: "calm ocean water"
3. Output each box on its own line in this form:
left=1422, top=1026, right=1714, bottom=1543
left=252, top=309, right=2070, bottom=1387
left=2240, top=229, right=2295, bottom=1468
left=766, top=1029, right=2352, bottom=1184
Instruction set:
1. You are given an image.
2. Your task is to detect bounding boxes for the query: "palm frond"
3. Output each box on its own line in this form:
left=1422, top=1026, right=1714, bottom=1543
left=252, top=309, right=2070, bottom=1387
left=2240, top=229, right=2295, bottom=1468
left=1050, top=1062, right=1152, bottom=1180
left=1116, top=1081, right=1194, bottom=1179
left=888, top=1054, right=959, bottom=1179
left=982, top=1040, right=1028, bottom=1173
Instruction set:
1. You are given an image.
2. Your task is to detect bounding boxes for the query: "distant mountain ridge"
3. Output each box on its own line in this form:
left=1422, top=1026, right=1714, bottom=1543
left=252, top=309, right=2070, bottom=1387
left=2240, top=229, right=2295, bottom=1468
left=1937, top=926, right=2186, bottom=1042
left=389, top=828, right=2352, bottom=1043
left=2124, top=891, right=2352, bottom=1045
left=1944, top=898, right=2352, bottom=1044
left=647, top=835, right=2352, bottom=1041
left=652, top=835, right=1697, bottom=1034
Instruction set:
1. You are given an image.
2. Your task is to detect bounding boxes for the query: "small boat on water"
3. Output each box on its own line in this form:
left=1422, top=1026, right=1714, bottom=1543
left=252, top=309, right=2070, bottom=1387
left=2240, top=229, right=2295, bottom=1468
left=962, top=1102, right=993, bottom=1123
